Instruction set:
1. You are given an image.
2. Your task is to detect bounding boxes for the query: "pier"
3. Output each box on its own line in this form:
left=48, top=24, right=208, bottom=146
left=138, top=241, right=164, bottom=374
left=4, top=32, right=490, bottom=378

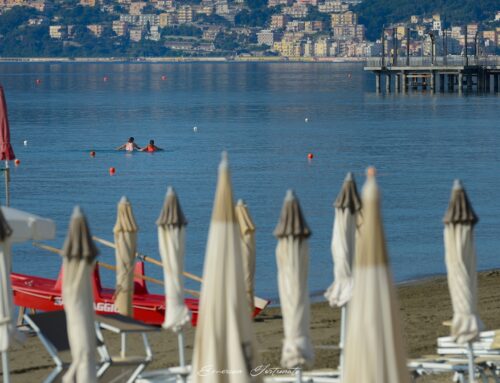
left=364, top=56, right=500, bottom=93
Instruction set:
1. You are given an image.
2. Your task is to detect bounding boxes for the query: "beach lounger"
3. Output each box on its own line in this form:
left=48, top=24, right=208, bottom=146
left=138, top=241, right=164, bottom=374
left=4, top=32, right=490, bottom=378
left=24, top=310, right=158, bottom=383
left=408, top=355, right=489, bottom=383
left=95, top=313, right=159, bottom=383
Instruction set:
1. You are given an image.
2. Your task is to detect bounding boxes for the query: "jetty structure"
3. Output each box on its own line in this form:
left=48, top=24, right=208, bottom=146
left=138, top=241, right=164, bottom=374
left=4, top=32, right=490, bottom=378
left=365, top=55, right=500, bottom=93
left=365, top=26, right=500, bottom=93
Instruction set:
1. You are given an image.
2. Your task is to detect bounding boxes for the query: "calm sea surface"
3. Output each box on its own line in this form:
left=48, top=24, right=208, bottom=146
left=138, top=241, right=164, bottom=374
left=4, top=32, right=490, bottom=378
left=0, top=62, right=499, bottom=299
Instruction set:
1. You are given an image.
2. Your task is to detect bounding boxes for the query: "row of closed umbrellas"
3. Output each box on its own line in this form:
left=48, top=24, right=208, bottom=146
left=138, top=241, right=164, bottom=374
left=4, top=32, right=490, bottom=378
left=0, top=151, right=483, bottom=383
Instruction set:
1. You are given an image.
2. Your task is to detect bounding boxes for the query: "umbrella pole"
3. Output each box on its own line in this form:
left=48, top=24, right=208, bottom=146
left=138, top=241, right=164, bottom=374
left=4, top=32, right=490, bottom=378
left=120, top=333, right=127, bottom=358
left=295, top=366, right=302, bottom=383
left=177, top=330, right=187, bottom=383
left=4, top=161, right=9, bottom=207
left=339, top=305, right=347, bottom=378
left=467, top=342, right=475, bottom=383
left=2, top=351, right=9, bottom=383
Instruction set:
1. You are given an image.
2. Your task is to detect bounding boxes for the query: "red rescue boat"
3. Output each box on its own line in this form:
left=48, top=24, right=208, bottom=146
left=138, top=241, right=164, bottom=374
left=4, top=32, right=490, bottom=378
left=11, top=262, right=269, bottom=326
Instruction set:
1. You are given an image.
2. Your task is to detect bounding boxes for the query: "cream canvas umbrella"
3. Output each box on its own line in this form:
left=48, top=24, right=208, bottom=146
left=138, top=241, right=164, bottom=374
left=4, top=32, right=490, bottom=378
left=0, top=208, right=13, bottom=383
left=61, top=206, right=98, bottom=383
left=274, top=189, right=314, bottom=382
left=157, top=187, right=190, bottom=370
left=443, top=179, right=483, bottom=383
left=191, top=152, right=261, bottom=383
left=342, top=168, right=410, bottom=383
left=0, top=206, right=55, bottom=383
left=324, top=172, right=361, bottom=377
left=235, top=199, right=256, bottom=313
left=113, top=196, right=138, bottom=317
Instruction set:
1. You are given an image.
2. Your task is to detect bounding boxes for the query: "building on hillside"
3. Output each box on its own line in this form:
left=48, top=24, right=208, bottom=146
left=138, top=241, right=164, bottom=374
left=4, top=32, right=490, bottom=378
left=112, top=20, right=129, bottom=36
left=215, top=0, right=228, bottom=15
left=87, top=24, right=104, bottom=37
left=296, top=0, right=317, bottom=6
left=177, top=5, right=193, bottom=24
left=49, top=25, right=65, bottom=39
left=410, top=15, right=419, bottom=24
left=283, top=3, right=308, bottom=18
left=268, top=0, right=292, bottom=7
left=138, top=14, right=160, bottom=27
left=159, top=12, right=177, bottom=27
left=203, top=26, right=222, bottom=41
left=271, top=14, right=288, bottom=30
left=79, top=0, right=95, bottom=6
left=148, top=25, right=161, bottom=40
left=331, top=11, right=357, bottom=26
left=257, top=29, right=275, bottom=46
left=129, top=28, right=144, bottom=41
left=305, top=21, right=323, bottom=33
left=318, top=0, right=348, bottom=13
left=129, top=1, right=147, bottom=15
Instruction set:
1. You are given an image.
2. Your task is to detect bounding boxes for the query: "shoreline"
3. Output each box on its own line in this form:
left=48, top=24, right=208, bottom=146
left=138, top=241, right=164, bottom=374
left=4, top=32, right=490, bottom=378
left=0, top=56, right=367, bottom=64
left=7, top=268, right=500, bottom=382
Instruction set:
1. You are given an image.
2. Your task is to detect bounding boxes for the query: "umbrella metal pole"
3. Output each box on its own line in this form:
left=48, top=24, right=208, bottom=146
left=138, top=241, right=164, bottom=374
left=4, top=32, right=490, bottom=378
left=2, top=351, right=10, bottom=383
left=178, top=331, right=187, bottom=383
left=295, top=367, right=302, bottom=383
left=467, top=342, right=474, bottom=383
left=4, top=161, right=9, bottom=207
left=120, top=333, right=127, bottom=358
left=339, top=305, right=347, bottom=379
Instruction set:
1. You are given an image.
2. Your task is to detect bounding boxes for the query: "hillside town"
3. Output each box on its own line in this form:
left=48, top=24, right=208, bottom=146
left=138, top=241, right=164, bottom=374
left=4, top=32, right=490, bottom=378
left=0, top=0, right=499, bottom=58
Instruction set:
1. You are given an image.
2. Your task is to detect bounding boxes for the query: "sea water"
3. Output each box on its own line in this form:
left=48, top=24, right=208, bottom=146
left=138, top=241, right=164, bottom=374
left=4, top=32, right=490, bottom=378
left=0, top=62, right=499, bottom=299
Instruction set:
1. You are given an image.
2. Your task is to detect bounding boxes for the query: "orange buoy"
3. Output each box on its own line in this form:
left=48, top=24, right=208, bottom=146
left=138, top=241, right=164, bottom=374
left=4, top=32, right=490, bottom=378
left=14, top=159, right=20, bottom=166
left=90, top=151, right=96, bottom=157
left=307, top=153, right=314, bottom=160
left=109, top=167, right=116, bottom=175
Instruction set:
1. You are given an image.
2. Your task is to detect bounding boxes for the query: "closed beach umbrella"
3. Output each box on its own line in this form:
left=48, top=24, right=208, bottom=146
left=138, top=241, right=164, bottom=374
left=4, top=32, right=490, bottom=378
left=157, top=187, right=190, bottom=372
left=342, top=168, right=410, bottom=383
left=0, top=86, right=16, bottom=206
left=61, top=206, right=98, bottom=383
left=191, top=152, right=261, bottom=383
left=443, top=180, right=483, bottom=382
left=235, top=199, right=256, bottom=312
left=274, top=190, right=314, bottom=373
left=324, top=172, right=361, bottom=376
left=113, top=196, right=138, bottom=316
left=0, top=208, right=14, bottom=383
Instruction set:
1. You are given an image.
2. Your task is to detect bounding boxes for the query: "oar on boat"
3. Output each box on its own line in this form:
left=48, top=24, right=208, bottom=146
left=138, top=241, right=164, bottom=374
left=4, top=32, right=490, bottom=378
left=32, top=242, right=200, bottom=298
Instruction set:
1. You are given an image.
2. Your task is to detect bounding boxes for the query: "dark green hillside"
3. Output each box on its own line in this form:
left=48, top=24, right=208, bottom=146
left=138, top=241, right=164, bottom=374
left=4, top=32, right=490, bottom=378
left=354, top=0, right=499, bottom=40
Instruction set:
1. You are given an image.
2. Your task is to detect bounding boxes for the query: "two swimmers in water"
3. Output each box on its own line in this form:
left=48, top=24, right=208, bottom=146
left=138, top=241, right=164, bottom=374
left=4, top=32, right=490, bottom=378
left=116, top=137, right=163, bottom=152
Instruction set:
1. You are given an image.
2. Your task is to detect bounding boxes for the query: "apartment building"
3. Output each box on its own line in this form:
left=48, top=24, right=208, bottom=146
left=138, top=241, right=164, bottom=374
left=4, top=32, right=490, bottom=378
left=112, top=20, right=128, bottom=36
left=177, top=5, right=193, bottom=24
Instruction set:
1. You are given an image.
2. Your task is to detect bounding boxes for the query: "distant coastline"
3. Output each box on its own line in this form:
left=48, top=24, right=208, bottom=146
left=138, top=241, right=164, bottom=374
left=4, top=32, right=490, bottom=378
left=0, top=56, right=367, bottom=64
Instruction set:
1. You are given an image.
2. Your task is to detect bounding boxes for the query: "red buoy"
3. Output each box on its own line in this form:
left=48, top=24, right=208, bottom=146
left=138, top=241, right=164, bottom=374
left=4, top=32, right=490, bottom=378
left=103, top=76, right=108, bottom=82
left=35, top=79, right=42, bottom=85
left=109, top=167, right=116, bottom=175
left=161, top=75, right=167, bottom=81
left=90, top=151, right=96, bottom=157
left=14, top=159, right=20, bottom=166
left=307, top=153, right=314, bottom=160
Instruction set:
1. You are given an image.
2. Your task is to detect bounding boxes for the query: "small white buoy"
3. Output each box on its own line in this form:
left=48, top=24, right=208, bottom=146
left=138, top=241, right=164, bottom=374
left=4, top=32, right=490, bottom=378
left=193, top=126, right=198, bottom=132
left=23, top=140, right=28, bottom=146
left=305, top=118, right=309, bottom=123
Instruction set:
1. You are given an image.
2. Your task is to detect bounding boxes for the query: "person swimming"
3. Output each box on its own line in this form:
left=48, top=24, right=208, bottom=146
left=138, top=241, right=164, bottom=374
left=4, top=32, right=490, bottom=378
left=140, top=140, right=163, bottom=152
left=117, top=137, right=141, bottom=151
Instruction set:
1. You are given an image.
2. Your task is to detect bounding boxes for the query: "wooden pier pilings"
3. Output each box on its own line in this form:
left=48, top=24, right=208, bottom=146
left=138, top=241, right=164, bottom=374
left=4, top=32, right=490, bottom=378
left=365, top=56, right=500, bottom=93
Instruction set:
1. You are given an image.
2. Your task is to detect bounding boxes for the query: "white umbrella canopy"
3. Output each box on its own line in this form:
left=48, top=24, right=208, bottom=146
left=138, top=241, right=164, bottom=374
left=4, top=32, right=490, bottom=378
left=157, top=187, right=190, bottom=332
left=191, top=152, right=261, bottom=383
left=443, top=180, right=484, bottom=344
left=61, top=206, right=98, bottom=383
left=235, top=199, right=256, bottom=313
left=342, top=168, right=410, bottom=383
left=113, top=196, right=138, bottom=317
left=274, top=189, right=314, bottom=370
left=0, top=206, right=55, bottom=243
left=324, top=172, right=362, bottom=308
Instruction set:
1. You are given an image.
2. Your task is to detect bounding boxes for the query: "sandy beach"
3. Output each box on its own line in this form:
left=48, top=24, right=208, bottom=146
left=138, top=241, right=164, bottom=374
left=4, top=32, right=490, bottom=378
left=5, top=269, right=500, bottom=382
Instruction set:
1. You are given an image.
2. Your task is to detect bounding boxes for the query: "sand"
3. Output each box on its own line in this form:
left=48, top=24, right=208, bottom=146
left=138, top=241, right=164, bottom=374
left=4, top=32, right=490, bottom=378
left=5, top=269, right=500, bottom=382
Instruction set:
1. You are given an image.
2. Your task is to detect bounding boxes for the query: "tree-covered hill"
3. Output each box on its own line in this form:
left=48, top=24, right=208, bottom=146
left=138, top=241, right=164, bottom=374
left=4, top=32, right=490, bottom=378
left=354, top=0, right=499, bottom=40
